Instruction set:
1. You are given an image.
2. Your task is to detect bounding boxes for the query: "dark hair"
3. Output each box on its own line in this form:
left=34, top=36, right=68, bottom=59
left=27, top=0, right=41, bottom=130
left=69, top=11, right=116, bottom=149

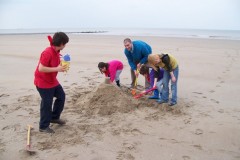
left=98, top=62, right=109, bottom=74
left=139, top=64, right=149, bottom=75
left=52, top=32, right=69, bottom=46
left=123, top=38, right=132, bottom=44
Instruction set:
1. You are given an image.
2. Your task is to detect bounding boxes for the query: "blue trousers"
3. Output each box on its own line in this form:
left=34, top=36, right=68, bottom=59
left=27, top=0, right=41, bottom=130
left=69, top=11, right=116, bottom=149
left=36, top=85, right=65, bottom=129
left=162, top=66, right=179, bottom=104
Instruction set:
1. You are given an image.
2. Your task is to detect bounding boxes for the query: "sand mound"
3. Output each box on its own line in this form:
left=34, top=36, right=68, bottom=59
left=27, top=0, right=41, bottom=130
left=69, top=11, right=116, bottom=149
left=75, top=83, right=143, bottom=116
left=74, top=82, right=186, bottom=117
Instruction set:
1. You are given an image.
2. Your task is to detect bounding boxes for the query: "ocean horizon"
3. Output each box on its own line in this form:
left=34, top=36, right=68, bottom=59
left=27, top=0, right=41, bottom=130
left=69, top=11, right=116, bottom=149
left=0, top=28, right=240, bottom=40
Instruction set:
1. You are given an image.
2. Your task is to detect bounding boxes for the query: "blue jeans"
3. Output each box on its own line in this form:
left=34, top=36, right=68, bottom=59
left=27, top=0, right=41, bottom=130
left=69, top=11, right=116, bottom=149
left=156, top=79, right=163, bottom=99
left=162, top=66, right=179, bottom=104
left=36, top=85, right=65, bottom=129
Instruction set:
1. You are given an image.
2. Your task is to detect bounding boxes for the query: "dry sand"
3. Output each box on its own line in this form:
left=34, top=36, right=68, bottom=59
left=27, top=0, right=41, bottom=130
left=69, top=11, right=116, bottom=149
left=0, top=34, right=240, bottom=160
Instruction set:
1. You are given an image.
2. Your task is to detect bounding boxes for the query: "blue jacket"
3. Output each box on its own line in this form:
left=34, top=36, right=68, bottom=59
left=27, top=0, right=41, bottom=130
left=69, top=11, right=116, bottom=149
left=124, top=41, right=152, bottom=70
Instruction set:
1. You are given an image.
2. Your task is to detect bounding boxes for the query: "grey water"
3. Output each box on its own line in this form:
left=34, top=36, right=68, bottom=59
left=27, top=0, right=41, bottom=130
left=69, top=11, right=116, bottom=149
left=0, top=28, right=240, bottom=40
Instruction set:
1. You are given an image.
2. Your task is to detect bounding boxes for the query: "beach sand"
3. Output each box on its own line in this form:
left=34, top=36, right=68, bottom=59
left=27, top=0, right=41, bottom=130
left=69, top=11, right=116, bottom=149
left=0, top=34, right=240, bottom=160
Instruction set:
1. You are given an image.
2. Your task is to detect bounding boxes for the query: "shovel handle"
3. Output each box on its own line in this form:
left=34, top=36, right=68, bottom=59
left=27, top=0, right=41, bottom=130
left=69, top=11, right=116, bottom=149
left=134, top=69, right=139, bottom=87
left=27, top=125, right=32, bottom=146
left=134, top=87, right=157, bottom=99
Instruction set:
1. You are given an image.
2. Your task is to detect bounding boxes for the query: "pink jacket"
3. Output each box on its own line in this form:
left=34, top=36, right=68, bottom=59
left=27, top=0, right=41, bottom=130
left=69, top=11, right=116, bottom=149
left=104, top=60, right=123, bottom=82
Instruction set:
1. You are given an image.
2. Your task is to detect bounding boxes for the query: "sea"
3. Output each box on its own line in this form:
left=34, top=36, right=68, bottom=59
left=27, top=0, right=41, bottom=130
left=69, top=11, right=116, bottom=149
left=0, top=28, right=240, bottom=40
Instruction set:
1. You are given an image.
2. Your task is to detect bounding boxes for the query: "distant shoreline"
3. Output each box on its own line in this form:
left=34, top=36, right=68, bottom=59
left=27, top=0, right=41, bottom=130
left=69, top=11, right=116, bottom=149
left=0, top=28, right=239, bottom=40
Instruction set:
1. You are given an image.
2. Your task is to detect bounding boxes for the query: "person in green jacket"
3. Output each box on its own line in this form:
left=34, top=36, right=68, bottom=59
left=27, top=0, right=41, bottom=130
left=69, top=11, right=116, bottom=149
left=148, top=53, right=179, bottom=106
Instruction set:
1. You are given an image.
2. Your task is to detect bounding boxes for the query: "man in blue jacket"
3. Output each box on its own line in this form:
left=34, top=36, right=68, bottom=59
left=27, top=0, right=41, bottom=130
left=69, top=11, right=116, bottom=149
left=123, top=38, right=152, bottom=89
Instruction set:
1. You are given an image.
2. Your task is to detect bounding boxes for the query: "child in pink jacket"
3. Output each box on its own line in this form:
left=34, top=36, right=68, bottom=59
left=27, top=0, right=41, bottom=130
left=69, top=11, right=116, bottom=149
left=98, top=60, right=123, bottom=87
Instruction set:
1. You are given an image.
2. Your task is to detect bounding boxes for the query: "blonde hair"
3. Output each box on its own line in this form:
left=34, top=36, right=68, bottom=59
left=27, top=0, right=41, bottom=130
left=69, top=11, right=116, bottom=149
left=148, top=54, right=162, bottom=71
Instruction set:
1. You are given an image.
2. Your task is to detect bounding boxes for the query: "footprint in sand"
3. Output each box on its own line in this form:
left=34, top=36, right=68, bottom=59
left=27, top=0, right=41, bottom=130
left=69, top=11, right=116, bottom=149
left=218, top=109, right=224, bottom=113
left=117, top=151, right=135, bottom=160
left=68, top=153, right=79, bottom=158
left=116, top=141, right=139, bottom=159
left=0, top=94, right=10, bottom=98
left=0, top=141, right=5, bottom=153
left=220, top=81, right=225, bottom=84
left=192, top=144, right=203, bottom=150
left=117, top=150, right=135, bottom=160
left=182, top=155, right=191, bottom=160
left=169, top=139, right=180, bottom=144
left=195, top=129, right=203, bottom=135
left=18, top=95, right=36, bottom=103
left=1, top=104, right=8, bottom=109
left=64, top=86, right=70, bottom=89
left=5, top=106, right=21, bottom=114
left=184, top=118, right=191, bottom=124
left=82, top=76, right=88, bottom=79
left=0, top=115, right=4, bottom=120
left=209, top=90, right=215, bottom=93
left=130, top=128, right=143, bottom=136
left=112, top=128, right=143, bottom=136
left=192, top=92, right=202, bottom=95
left=210, top=99, right=219, bottom=104
left=2, top=123, right=21, bottom=131
left=199, top=112, right=212, bottom=118
left=123, top=143, right=136, bottom=151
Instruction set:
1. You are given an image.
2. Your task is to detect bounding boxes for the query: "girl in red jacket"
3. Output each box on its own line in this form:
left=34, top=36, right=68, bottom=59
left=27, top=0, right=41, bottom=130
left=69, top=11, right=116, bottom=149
left=98, top=60, right=123, bottom=87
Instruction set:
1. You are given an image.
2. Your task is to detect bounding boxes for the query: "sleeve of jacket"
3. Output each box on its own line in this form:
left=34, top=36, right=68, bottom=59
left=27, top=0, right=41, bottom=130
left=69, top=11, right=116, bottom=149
left=154, top=68, right=160, bottom=79
left=124, top=50, right=136, bottom=70
left=109, top=67, right=117, bottom=82
left=139, top=46, right=151, bottom=65
left=104, top=72, right=108, bottom=77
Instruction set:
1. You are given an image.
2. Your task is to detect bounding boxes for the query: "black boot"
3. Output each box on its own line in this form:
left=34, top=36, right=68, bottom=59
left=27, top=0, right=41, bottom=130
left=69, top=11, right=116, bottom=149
left=116, top=80, right=120, bottom=87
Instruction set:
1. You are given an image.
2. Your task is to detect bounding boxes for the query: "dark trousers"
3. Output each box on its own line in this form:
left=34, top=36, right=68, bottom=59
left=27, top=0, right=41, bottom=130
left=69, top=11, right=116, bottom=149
left=36, top=85, right=65, bottom=129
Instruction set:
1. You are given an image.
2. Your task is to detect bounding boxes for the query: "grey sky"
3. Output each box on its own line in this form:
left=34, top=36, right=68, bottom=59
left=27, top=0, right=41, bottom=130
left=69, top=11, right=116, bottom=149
left=0, top=0, right=240, bottom=30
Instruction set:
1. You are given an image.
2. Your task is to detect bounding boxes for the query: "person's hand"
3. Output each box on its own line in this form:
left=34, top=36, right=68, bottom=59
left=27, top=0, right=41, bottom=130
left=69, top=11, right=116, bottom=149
left=140, top=90, right=145, bottom=94
left=57, top=64, right=68, bottom=72
left=171, top=76, right=176, bottom=83
left=137, top=63, right=141, bottom=70
left=134, top=70, right=139, bottom=77
left=147, top=91, right=153, bottom=95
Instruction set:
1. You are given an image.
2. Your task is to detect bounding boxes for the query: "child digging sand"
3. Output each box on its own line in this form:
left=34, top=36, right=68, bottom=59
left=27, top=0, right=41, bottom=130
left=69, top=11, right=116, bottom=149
left=98, top=60, right=123, bottom=87
left=139, top=64, right=164, bottom=101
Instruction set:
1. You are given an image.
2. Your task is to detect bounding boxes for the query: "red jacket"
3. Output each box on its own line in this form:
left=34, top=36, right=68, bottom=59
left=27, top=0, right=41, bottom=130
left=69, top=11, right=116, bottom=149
left=34, top=37, right=61, bottom=88
left=104, top=60, right=123, bottom=82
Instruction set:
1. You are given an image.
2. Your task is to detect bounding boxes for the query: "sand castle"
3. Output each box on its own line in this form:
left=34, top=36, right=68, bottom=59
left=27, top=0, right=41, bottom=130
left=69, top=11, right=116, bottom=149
left=75, top=83, right=154, bottom=116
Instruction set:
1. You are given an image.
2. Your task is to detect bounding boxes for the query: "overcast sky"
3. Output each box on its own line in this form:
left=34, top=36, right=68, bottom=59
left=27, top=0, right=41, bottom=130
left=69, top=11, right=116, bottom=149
left=0, top=0, right=239, bottom=30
